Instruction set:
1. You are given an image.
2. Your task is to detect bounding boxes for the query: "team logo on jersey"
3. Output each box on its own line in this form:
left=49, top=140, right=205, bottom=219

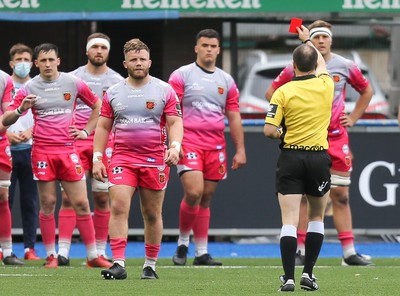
left=112, top=167, right=123, bottom=174
left=37, top=161, right=48, bottom=168
left=218, top=86, right=224, bottom=94
left=159, top=172, right=166, bottom=184
left=219, top=164, right=225, bottom=175
left=146, top=101, right=155, bottom=110
left=75, top=165, right=82, bottom=175
left=332, top=75, right=340, bottom=82
left=63, top=92, right=72, bottom=101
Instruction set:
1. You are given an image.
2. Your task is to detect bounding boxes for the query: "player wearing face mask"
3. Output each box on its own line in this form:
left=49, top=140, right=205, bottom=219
left=5, top=43, right=40, bottom=261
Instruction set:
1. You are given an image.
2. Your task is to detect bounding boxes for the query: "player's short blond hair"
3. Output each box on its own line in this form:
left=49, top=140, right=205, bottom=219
left=123, top=39, right=150, bottom=55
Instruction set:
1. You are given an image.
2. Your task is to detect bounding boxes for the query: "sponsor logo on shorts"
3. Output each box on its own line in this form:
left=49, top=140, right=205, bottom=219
left=5, top=146, right=11, bottom=156
left=105, top=147, right=113, bottom=158
left=342, top=144, right=349, bottom=155
left=219, top=152, right=225, bottom=163
left=112, top=167, right=123, bottom=174
left=37, top=161, right=48, bottom=168
left=186, top=152, right=197, bottom=160
left=318, top=181, right=329, bottom=192
left=70, top=153, right=79, bottom=164
left=147, top=158, right=156, bottom=163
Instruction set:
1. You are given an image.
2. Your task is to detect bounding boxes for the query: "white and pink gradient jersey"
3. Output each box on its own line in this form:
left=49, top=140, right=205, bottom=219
left=8, top=72, right=99, bottom=153
left=0, top=70, right=14, bottom=141
left=70, top=66, right=123, bottom=144
left=101, top=77, right=181, bottom=166
left=271, top=53, right=369, bottom=138
left=168, top=62, right=240, bottom=150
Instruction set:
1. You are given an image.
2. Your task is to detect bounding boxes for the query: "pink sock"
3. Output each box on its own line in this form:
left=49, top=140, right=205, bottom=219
left=76, top=214, right=96, bottom=258
left=110, top=238, right=127, bottom=261
left=39, top=212, right=56, bottom=251
left=297, top=230, right=307, bottom=249
left=193, top=207, right=210, bottom=243
left=145, top=243, right=160, bottom=260
left=58, top=209, right=76, bottom=243
left=0, top=200, right=11, bottom=242
left=179, top=200, right=199, bottom=233
left=338, top=231, right=354, bottom=248
left=93, top=209, right=110, bottom=243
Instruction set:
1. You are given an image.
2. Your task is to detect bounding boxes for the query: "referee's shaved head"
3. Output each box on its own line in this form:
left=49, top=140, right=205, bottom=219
left=293, top=44, right=318, bottom=73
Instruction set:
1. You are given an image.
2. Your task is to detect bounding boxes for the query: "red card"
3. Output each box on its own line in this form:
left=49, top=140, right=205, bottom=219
left=289, top=18, right=303, bottom=34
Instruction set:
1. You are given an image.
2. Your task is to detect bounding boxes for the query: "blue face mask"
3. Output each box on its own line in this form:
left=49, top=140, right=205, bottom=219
left=14, top=62, right=31, bottom=79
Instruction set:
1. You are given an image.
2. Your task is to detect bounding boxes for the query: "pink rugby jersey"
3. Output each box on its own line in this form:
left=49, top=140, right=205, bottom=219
left=271, top=53, right=369, bottom=138
left=70, top=66, right=123, bottom=143
left=168, top=62, right=240, bottom=150
left=8, top=72, right=98, bottom=153
left=0, top=70, right=14, bottom=141
left=101, top=77, right=181, bottom=166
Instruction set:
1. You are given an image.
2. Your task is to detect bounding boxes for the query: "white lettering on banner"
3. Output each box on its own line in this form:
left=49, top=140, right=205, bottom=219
left=0, top=0, right=40, bottom=9
left=342, top=0, right=400, bottom=9
left=359, top=161, right=399, bottom=207
left=121, top=0, right=261, bottom=9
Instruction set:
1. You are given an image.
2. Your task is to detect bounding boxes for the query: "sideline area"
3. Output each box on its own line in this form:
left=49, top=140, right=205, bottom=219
left=10, top=241, right=400, bottom=260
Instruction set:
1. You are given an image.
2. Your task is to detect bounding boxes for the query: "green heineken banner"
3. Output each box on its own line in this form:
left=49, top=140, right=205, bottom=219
left=1, top=0, right=400, bottom=20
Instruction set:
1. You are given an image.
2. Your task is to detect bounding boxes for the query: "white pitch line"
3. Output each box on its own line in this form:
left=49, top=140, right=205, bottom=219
left=0, top=274, right=52, bottom=277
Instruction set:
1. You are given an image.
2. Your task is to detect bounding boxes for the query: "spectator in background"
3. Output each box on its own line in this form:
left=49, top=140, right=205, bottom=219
left=265, top=20, right=374, bottom=266
left=2, top=43, right=112, bottom=269
left=57, top=32, right=124, bottom=266
left=0, top=69, right=24, bottom=265
left=94, top=38, right=183, bottom=280
left=264, top=25, right=333, bottom=292
left=6, top=43, right=40, bottom=261
left=169, top=29, right=246, bottom=266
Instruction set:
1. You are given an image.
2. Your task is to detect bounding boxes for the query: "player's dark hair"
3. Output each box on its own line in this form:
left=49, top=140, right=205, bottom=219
left=196, top=29, right=220, bottom=44
left=9, top=43, right=33, bottom=60
left=34, top=43, right=59, bottom=59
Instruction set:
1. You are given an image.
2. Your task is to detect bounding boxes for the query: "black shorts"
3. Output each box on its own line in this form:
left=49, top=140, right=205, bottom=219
left=276, top=149, right=331, bottom=197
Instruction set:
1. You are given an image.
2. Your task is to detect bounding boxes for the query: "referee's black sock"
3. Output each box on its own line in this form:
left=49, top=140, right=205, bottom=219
left=280, top=236, right=297, bottom=281
left=303, top=232, right=324, bottom=277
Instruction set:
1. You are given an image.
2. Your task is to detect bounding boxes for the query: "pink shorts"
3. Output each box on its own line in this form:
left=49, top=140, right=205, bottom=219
left=0, top=139, right=12, bottom=173
left=77, top=141, right=113, bottom=171
left=31, top=151, right=86, bottom=181
left=327, top=133, right=352, bottom=172
left=177, top=145, right=227, bottom=180
left=108, top=164, right=170, bottom=190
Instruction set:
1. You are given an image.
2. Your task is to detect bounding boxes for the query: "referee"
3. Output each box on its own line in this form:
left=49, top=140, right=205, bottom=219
left=264, top=25, right=334, bottom=292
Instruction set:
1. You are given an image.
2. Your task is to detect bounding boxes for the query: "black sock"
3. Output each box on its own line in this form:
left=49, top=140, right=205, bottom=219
left=280, top=236, right=297, bottom=281
left=303, top=232, right=324, bottom=277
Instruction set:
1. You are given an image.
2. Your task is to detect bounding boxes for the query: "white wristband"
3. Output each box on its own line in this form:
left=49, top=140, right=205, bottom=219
left=93, top=151, right=103, bottom=163
left=170, top=141, right=181, bottom=153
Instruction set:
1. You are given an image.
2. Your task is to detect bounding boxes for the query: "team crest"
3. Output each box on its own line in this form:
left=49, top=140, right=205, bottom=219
left=218, top=86, right=224, bottom=94
left=75, top=165, right=82, bottom=175
left=159, top=173, right=166, bottom=184
left=146, top=101, right=155, bottom=110
left=63, top=92, right=72, bottom=101
left=345, top=156, right=351, bottom=167
left=333, top=75, right=340, bottom=82
left=102, top=89, right=107, bottom=97
left=218, top=164, right=226, bottom=175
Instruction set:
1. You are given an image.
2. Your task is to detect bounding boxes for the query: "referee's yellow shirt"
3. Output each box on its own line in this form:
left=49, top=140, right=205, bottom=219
left=265, top=72, right=334, bottom=150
